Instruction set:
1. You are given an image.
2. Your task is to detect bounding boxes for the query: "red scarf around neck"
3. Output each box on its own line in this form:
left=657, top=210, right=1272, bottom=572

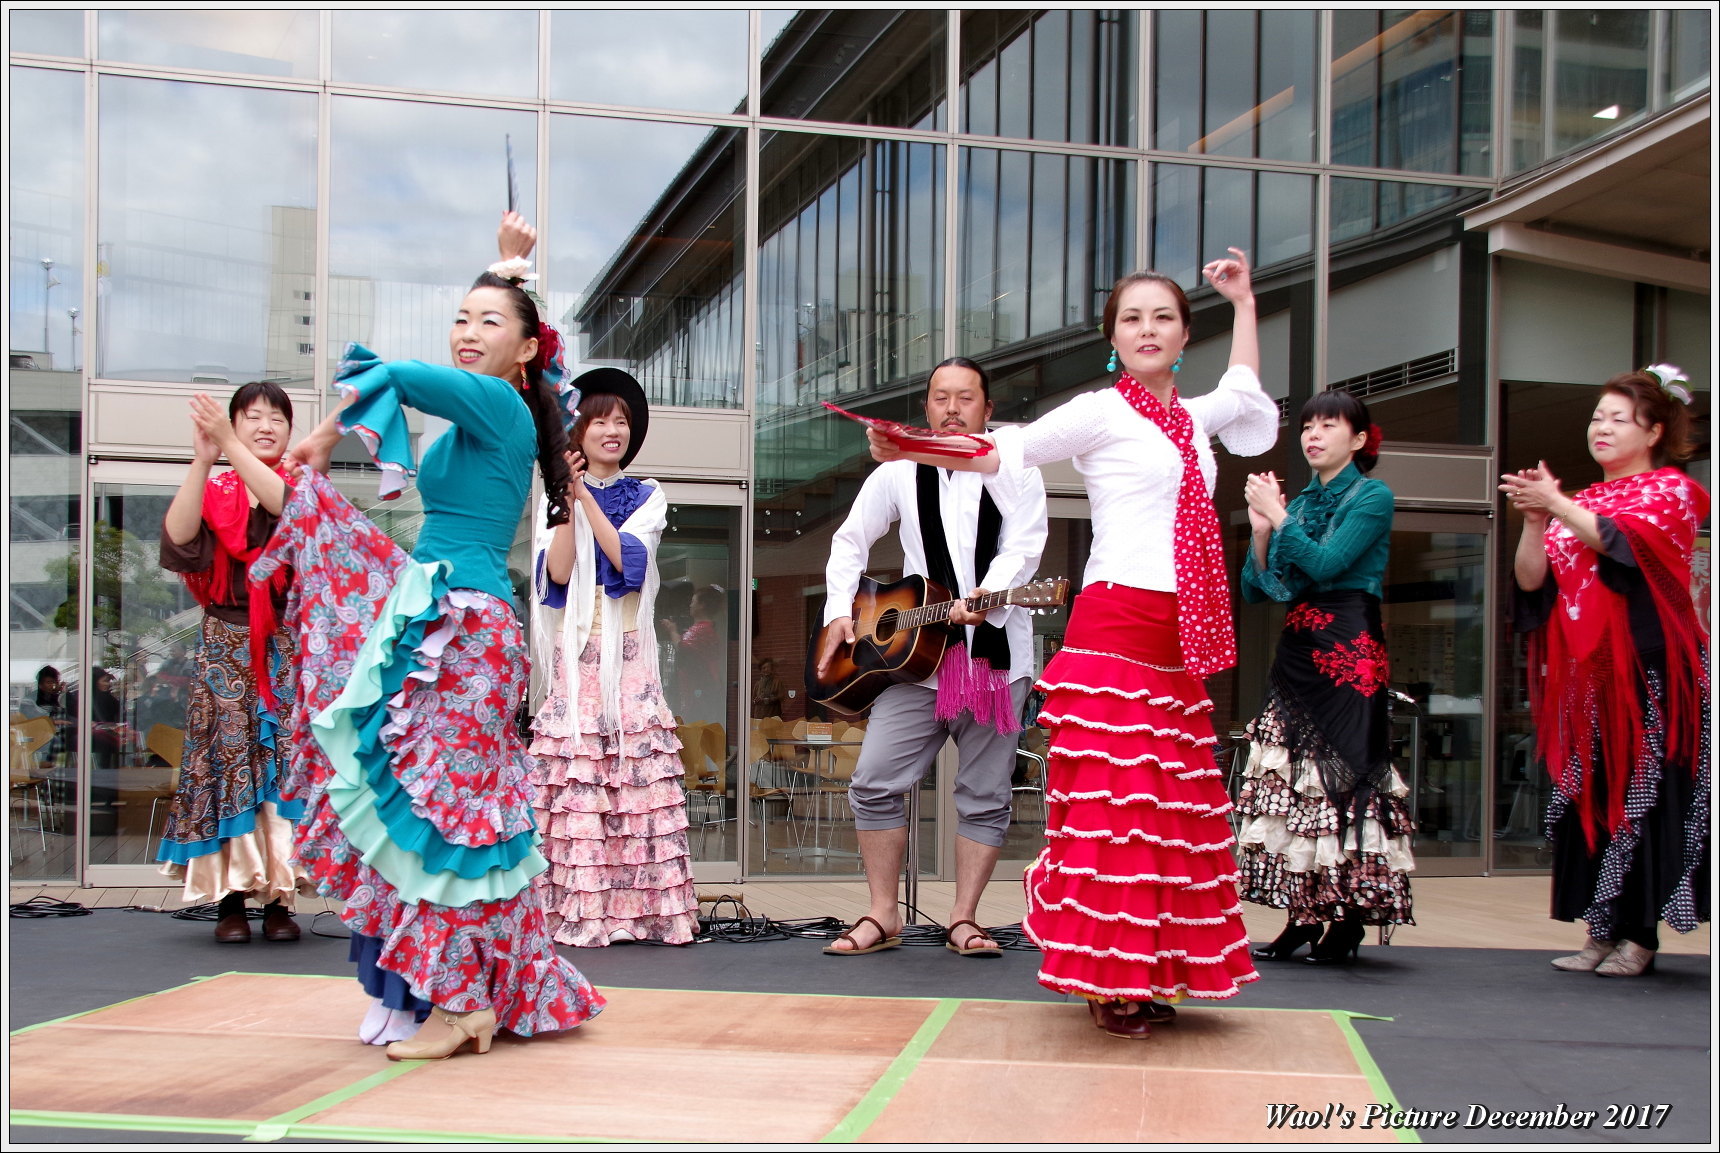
left=1532, top=467, right=1709, bottom=848
left=179, top=469, right=292, bottom=709
left=1113, top=372, right=1236, bottom=678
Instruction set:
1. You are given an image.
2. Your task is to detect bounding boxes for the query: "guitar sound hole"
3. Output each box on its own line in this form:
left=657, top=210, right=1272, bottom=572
left=873, top=609, right=898, bottom=643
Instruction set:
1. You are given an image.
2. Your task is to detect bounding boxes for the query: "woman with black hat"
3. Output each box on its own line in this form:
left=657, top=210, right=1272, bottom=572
left=528, top=369, right=701, bottom=947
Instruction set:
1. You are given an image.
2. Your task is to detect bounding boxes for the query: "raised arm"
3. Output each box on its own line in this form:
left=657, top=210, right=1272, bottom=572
left=188, top=393, right=287, bottom=515
left=163, top=402, right=224, bottom=545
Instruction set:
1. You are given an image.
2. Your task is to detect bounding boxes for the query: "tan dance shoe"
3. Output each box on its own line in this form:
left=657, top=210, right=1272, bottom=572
left=1549, top=937, right=1616, bottom=972
left=1594, top=941, right=1656, bottom=978
left=385, top=1006, right=497, bottom=1061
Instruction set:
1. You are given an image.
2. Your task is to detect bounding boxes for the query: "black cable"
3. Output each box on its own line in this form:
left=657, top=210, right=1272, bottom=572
left=9, top=896, right=92, bottom=919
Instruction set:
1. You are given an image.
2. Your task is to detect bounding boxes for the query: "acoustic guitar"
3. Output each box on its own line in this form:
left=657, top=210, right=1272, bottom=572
left=807, top=575, right=1070, bottom=717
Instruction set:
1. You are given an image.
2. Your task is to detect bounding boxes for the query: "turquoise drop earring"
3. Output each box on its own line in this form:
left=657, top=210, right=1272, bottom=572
left=1171, top=353, right=1183, bottom=375
left=1106, top=349, right=1119, bottom=373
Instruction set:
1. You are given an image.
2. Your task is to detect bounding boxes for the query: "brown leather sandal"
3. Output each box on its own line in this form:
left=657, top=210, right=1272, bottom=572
left=944, top=918, right=1003, bottom=957
left=822, top=915, right=902, bottom=956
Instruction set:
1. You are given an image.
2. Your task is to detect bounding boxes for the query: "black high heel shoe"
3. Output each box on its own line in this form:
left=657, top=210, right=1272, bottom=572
left=1251, top=922, right=1323, bottom=961
left=1302, top=918, right=1366, bottom=966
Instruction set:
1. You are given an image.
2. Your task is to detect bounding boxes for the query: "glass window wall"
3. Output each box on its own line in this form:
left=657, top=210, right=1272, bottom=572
left=98, top=10, right=318, bottom=79
left=1331, top=10, right=1492, bottom=176
left=961, top=9, right=1137, bottom=146
left=10, top=65, right=84, bottom=882
left=762, top=10, right=945, bottom=130
left=1152, top=163, right=1312, bottom=291
left=1552, top=9, right=1650, bottom=152
left=95, top=77, right=316, bottom=385
left=1154, top=10, right=1317, bottom=163
left=332, top=10, right=538, bottom=99
left=328, top=96, right=537, bottom=391
left=959, top=148, right=1134, bottom=357
left=1663, top=8, right=1712, bottom=104
left=10, top=10, right=83, bottom=57
left=549, top=116, right=743, bottom=410
left=549, top=10, right=748, bottom=114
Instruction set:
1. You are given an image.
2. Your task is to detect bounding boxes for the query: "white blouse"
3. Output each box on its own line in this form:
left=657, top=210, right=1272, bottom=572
left=991, top=364, right=1278, bottom=593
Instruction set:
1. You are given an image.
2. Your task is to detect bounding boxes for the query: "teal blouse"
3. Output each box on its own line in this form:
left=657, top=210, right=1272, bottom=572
left=336, top=348, right=536, bottom=606
left=1240, top=463, right=1394, bottom=603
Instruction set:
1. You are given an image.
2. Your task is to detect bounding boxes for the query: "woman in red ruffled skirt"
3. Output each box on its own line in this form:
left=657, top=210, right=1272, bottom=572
left=865, top=247, right=1275, bottom=1036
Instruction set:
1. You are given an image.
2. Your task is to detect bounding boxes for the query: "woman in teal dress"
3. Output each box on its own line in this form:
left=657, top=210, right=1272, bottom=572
left=244, top=218, right=605, bottom=1058
left=1235, top=390, right=1415, bottom=965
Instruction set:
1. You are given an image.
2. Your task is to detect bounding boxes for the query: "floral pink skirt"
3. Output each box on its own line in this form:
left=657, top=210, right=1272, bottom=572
left=529, top=631, right=700, bottom=947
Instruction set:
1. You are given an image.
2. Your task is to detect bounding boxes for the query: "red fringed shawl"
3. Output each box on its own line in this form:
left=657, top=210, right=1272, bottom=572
left=179, top=469, right=293, bottom=709
left=1530, top=467, right=1709, bottom=849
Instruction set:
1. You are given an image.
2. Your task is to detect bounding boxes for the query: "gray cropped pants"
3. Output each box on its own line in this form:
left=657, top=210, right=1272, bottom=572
left=846, top=680, right=1029, bottom=848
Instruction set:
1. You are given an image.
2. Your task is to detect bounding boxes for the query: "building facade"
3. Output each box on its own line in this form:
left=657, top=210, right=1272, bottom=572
left=7, top=9, right=1710, bottom=887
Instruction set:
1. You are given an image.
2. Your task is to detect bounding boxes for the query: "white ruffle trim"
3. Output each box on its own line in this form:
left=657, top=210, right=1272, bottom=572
left=1031, top=932, right=1255, bottom=967
left=1039, top=711, right=1218, bottom=740
left=1036, top=679, right=1213, bottom=713
left=1051, top=747, right=1222, bottom=772
left=1237, top=814, right=1417, bottom=872
left=1049, top=826, right=1237, bottom=853
left=1049, top=788, right=1232, bottom=816
left=1048, top=864, right=1241, bottom=889
left=1032, top=971, right=1260, bottom=1001
left=1031, top=894, right=1243, bottom=928
left=1245, top=742, right=1410, bottom=800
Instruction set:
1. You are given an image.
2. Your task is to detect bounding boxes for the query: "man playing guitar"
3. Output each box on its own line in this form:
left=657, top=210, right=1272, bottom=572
left=817, top=358, right=1048, bottom=957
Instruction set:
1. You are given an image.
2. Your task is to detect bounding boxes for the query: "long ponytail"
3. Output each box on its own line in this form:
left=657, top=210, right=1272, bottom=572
left=471, top=270, right=572, bottom=526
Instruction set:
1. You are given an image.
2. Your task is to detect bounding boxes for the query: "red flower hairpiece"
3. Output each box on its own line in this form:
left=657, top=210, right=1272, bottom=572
left=1363, top=423, right=1383, bottom=454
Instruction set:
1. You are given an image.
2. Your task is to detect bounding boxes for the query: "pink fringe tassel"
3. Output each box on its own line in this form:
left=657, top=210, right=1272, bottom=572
left=934, top=642, right=1021, bottom=735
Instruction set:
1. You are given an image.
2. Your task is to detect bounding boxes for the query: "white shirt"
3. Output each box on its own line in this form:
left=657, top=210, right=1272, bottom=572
left=991, top=364, right=1277, bottom=593
left=823, top=459, right=1049, bottom=685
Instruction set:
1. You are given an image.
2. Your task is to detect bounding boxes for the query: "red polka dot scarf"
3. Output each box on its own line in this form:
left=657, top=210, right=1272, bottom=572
left=1114, top=372, right=1236, bottom=678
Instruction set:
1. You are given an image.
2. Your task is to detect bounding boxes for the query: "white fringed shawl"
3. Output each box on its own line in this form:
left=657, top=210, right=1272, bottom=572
left=529, top=479, right=667, bottom=735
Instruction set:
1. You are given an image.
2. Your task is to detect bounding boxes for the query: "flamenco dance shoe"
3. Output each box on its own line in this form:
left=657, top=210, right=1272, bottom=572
left=385, top=1007, right=497, bottom=1061
left=1302, top=919, right=1365, bottom=966
left=1251, top=922, right=1323, bottom=961
left=261, top=901, right=299, bottom=942
left=1139, top=1000, right=1177, bottom=1024
left=1594, top=942, right=1656, bottom=978
left=213, top=893, right=250, bottom=944
left=1549, top=936, right=1617, bottom=972
left=1087, top=999, right=1153, bottom=1040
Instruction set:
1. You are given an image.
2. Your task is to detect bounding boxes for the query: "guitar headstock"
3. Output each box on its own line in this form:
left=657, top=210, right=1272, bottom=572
left=1009, top=578, right=1070, bottom=615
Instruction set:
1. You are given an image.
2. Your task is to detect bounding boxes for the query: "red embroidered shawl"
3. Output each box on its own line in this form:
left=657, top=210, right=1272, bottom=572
left=1531, top=467, right=1709, bottom=848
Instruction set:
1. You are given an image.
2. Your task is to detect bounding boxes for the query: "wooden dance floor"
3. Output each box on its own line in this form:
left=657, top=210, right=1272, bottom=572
left=10, top=973, right=1407, bottom=1143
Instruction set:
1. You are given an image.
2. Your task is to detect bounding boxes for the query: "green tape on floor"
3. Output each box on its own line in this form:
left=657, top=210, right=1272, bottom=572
left=8, top=1110, right=256, bottom=1138
left=821, top=997, right=961, bottom=1142
left=245, top=1061, right=425, bottom=1142
left=1332, top=1010, right=1421, bottom=1145
left=9, top=974, right=225, bottom=1035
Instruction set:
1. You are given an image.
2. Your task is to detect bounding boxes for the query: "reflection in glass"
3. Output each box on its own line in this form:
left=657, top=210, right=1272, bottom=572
left=1383, top=527, right=1487, bottom=861
left=1330, top=176, right=1473, bottom=245
left=762, top=10, right=945, bottom=129
left=98, top=10, right=317, bottom=78
left=1257, top=172, right=1314, bottom=268
left=1153, top=10, right=1315, bottom=162
left=96, top=77, right=316, bottom=384
left=549, top=116, right=742, bottom=410
left=550, top=10, right=747, bottom=113
left=84, top=482, right=203, bottom=869
left=962, top=10, right=1136, bottom=145
left=328, top=97, right=536, bottom=378
left=10, top=9, right=83, bottom=56
left=959, top=148, right=1133, bottom=356
left=332, top=10, right=537, bottom=99
left=1509, top=11, right=1546, bottom=173
left=1152, top=164, right=1310, bottom=290
left=10, top=68, right=85, bottom=374
left=1553, top=10, right=1650, bottom=152
left=1664, top=9, right=1712, bottom=104
left=9, top=66, right=83, bottom=880
left=1330, top=10, right=1492, bottom=176
left=656, top=502, right=743, bottom=865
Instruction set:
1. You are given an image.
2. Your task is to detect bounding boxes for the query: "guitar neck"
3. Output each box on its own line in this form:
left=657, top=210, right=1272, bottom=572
left=897, top=587, right=1016, bottom=631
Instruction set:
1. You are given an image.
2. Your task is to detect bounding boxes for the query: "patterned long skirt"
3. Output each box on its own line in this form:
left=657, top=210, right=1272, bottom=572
left=1022, top=583, right=1259, bottom=1002
left=253, top=471, right=603, bottom=1036
left=1235, top=591, right=1415, bottom=927
left=156, top=615, right=305, bottom=905
left=528, top=632, right=700, bottom=947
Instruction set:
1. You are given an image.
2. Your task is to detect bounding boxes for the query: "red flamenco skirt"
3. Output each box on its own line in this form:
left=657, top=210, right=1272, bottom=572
left=1023, top=583, right=1259, bottom=1002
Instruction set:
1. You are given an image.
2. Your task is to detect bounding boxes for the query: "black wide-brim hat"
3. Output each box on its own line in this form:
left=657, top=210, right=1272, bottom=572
left=571, top=367, right=649, bottom=470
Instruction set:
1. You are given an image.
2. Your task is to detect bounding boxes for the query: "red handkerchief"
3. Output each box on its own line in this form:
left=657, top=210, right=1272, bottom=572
left=822, top=402, right=994, bottom=458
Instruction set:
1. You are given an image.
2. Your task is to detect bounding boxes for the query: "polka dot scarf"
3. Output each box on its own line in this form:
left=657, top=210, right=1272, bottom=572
left=1114, top=372, right=1236, bottom=678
